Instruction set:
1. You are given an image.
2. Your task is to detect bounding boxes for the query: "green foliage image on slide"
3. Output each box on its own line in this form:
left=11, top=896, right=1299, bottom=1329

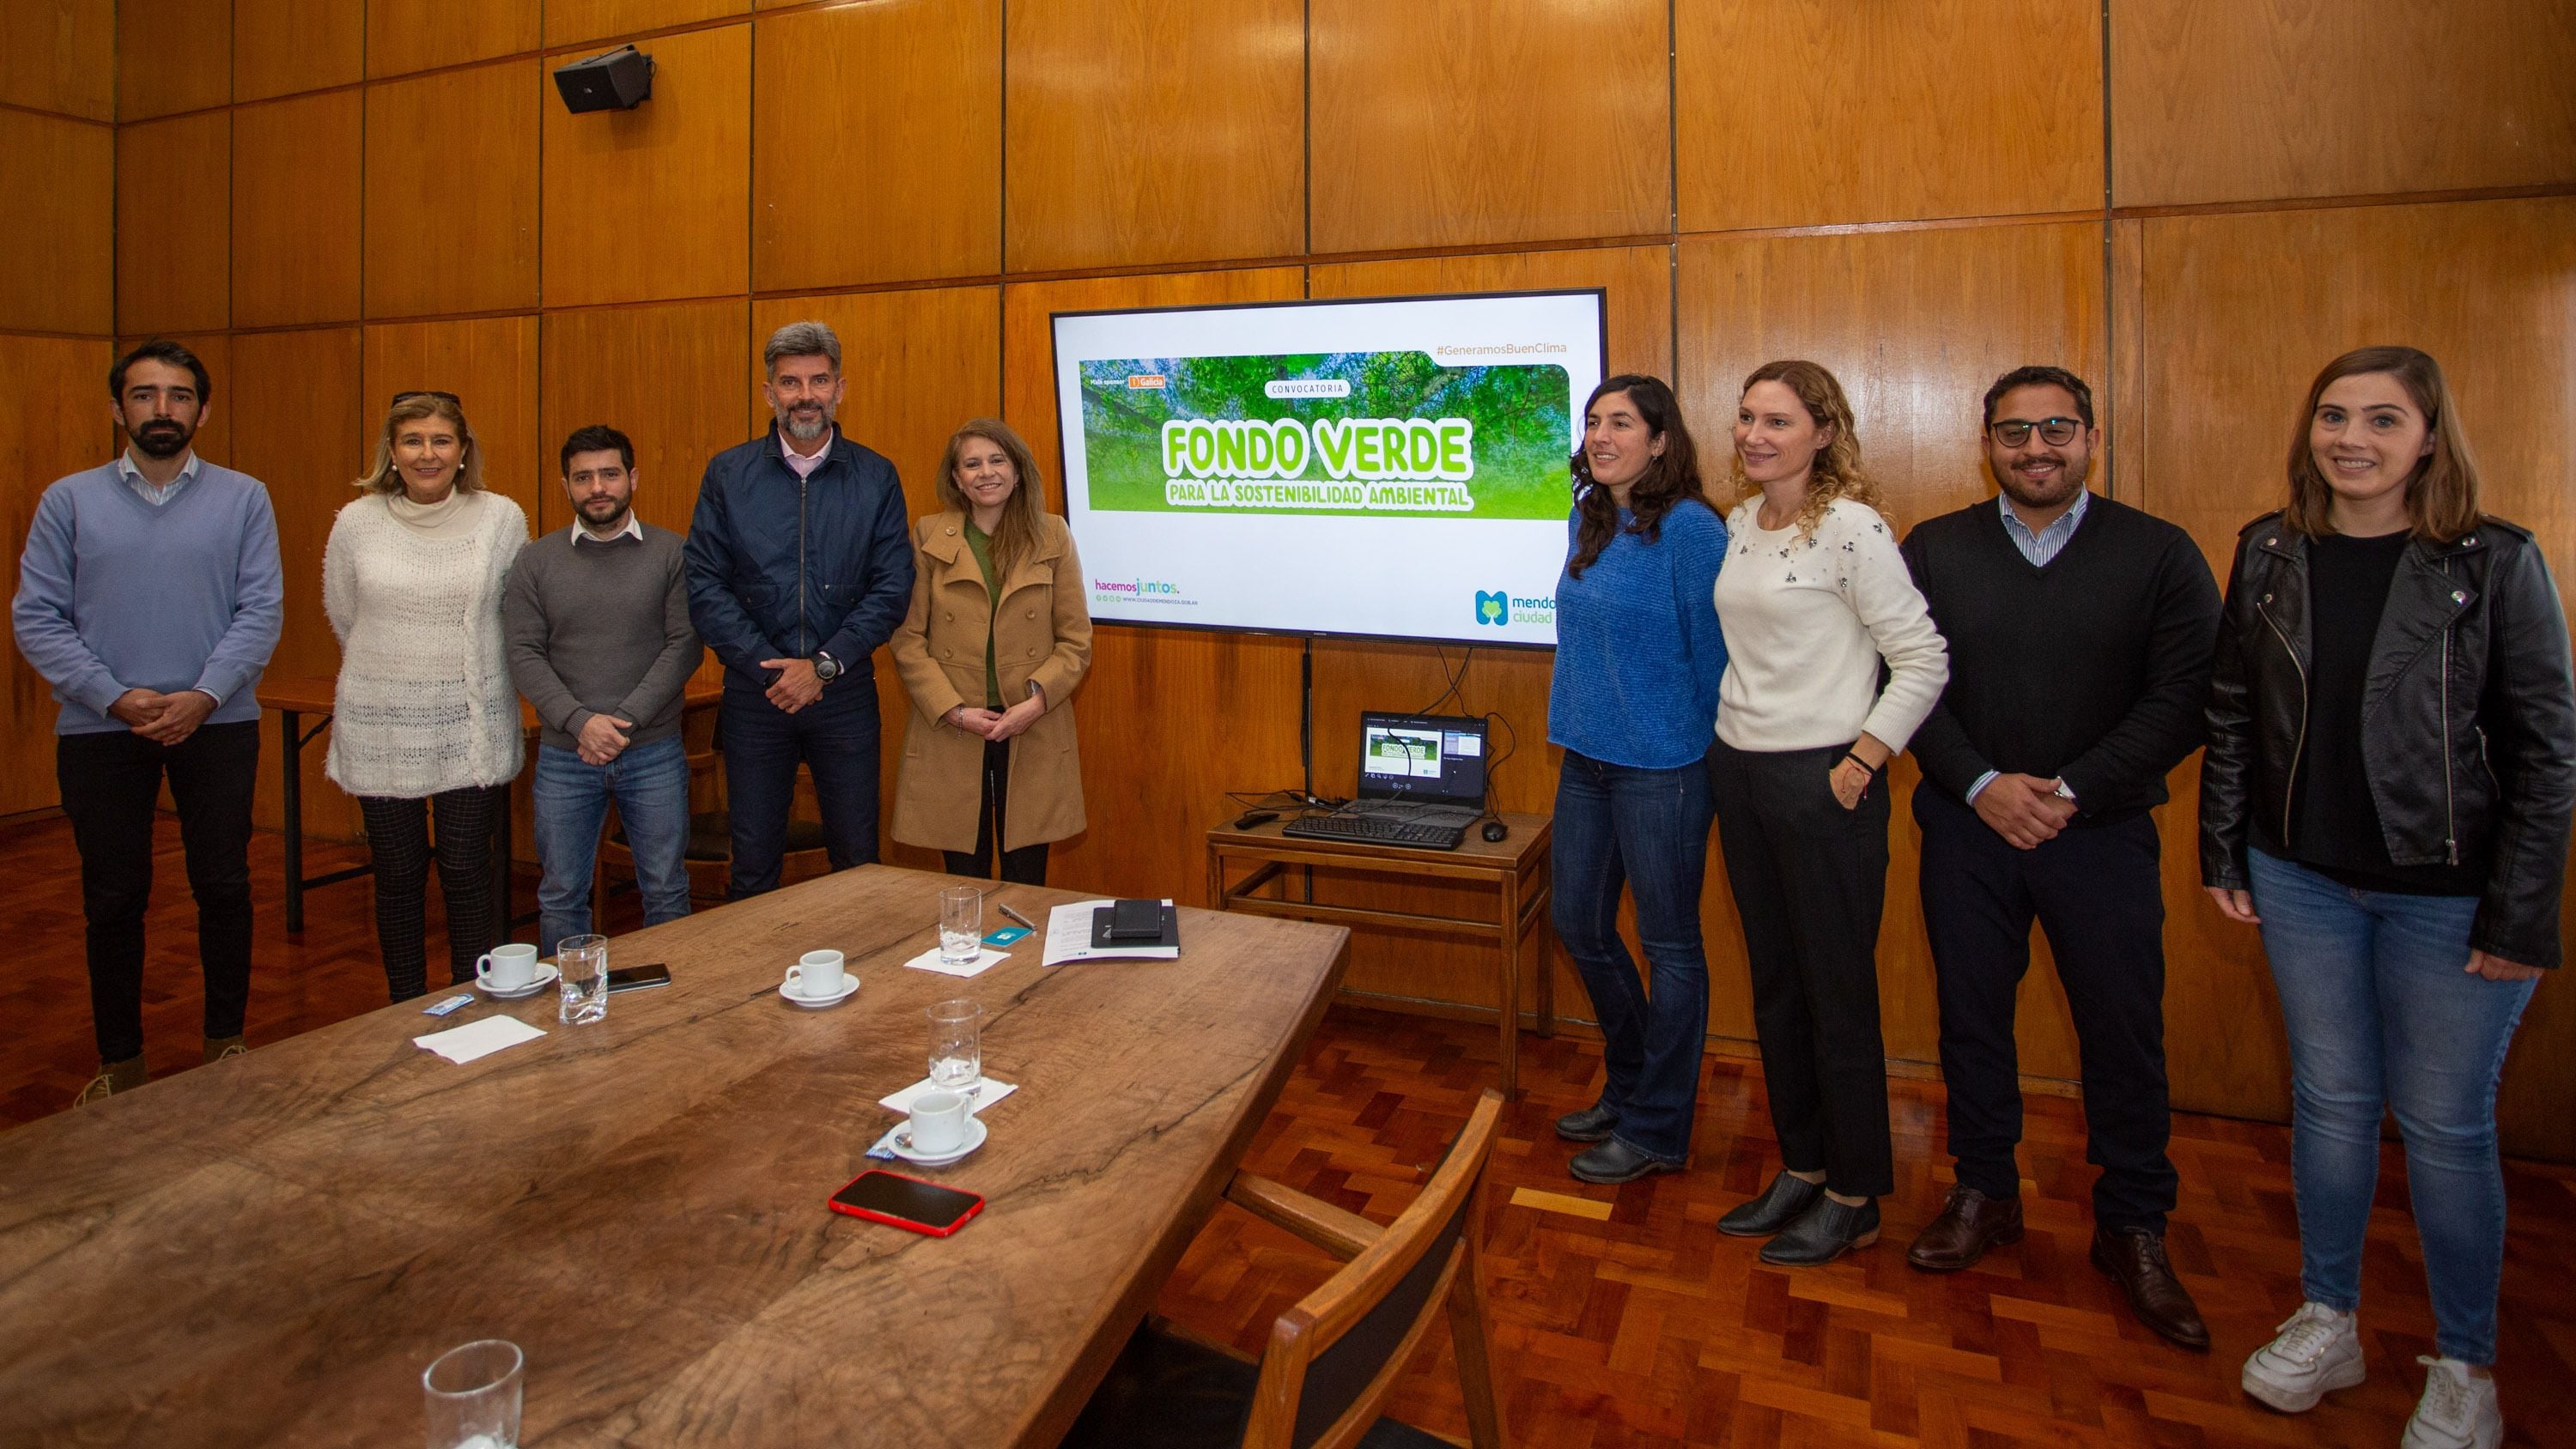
left=1077, top=351, right=1573, bottom=519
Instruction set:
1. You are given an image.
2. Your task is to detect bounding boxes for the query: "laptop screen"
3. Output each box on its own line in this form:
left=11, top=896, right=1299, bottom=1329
left=1357, top=712, right=1488, bottom=808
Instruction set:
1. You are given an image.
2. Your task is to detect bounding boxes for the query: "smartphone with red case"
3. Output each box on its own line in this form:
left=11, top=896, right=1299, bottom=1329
left=829, top=1169, right=985, bottom=1237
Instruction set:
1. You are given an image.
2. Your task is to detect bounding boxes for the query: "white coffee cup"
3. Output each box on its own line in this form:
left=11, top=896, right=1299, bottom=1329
left=476, top=943, right=538, bottom=991
left=908, top=1089, right=969, bottom=1155
left=785, top=949, right=846, bottom=999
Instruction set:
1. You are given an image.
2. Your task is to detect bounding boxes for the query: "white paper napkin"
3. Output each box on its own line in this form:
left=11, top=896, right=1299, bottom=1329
left=413, top=1015, right=546, bottom=1064
left=878, top=1075, right=1016, bottom=1116
left=901, top=944, right=1009, bottom=979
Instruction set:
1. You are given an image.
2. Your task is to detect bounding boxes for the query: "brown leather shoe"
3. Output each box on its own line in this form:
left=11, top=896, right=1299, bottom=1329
left=2090, top=1225, right=2209, bottom=1350
left=1906, top=1185, right=2023, bottom=1272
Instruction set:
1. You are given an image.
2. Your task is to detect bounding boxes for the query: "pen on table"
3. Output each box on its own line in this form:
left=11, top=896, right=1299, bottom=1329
left=999, top=903, right=1039, bottom=932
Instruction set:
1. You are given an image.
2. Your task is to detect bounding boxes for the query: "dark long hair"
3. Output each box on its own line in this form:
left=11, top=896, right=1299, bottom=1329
left=1567, top=374, right=1703, bottom=578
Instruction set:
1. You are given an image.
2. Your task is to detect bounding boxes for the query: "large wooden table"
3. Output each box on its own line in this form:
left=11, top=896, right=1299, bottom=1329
left=0, top=865, right=1350, bottom=1447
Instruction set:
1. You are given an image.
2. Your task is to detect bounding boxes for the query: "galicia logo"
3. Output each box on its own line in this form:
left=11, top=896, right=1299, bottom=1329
left=1474, top=590, right=1508, bottom=627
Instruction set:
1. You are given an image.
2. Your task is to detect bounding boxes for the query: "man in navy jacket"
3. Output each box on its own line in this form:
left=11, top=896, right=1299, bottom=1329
left=683, top=321, right=914, bottom=897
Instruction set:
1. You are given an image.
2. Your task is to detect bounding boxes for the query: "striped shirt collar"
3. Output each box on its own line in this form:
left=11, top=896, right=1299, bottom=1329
left=116, top=449, right=202, bottom=506
left=1998, top=488, right=2091, bottom=566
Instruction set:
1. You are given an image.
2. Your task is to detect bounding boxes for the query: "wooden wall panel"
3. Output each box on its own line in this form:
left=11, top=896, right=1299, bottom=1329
left=1677, top=0, right=2099, bottom=232
left=231, top=90, right=362, bottom=329
left=0, top=336, right=114, bottom=816
left=538, top=298, right=750, bottom=540
left=1005, top=0, right=1303, bottom=273
left=2112, top=0, right=2576, bottom=207
left=361, top=316, right=544, bottom=529
left=0, top=0, right=114, bottom=121
left=115, top=112, right=231, bottom=336
left=116, top=0, right=230, bottom=121
left=366, top=0, right=539, bottom=80
left=228, top=327, right=365, bottom=838
left=110, top=332, right=233, bottom=467
left=0, top=111, right=112, bottom=336
left=364, top=61, right=539, bottom=319
left=1310, top=0, right=1667, bottom=254
left=751, top=1, right=1001, bottom=291
left=542, top=23, right=750, bottom=309
left=547, top=0, right=747, bottom=48
left=234, top=0, right=364, bottom=104
left=1310, top=246, right=1674, bottom=382
left=2136, top=197, right=2576, bottom=1155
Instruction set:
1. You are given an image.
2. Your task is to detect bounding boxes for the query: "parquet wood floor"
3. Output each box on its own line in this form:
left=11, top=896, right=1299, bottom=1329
left=4, top=813, right=2569, bottom=1445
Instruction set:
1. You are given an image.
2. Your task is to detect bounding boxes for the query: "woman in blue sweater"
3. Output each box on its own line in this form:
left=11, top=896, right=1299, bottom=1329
left=1547, top=373, right=1730, bottom=1185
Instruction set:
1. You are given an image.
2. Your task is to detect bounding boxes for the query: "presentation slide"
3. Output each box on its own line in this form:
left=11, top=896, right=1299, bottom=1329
left=1050, top=290, right=1604, bottom=646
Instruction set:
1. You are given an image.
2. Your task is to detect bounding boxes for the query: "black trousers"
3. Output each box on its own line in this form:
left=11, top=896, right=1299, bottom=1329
left=1707, top=739, right=1896, bottom=1197
left=720, top=681, right=879, bottom=899
left=359, top=786, right=502, bottom=1002
left=57, top=721, right=261, bottom=1063
left=943, top=737, right=1050, bottom=886
left=1915, top=785, right=2178, bottom=1230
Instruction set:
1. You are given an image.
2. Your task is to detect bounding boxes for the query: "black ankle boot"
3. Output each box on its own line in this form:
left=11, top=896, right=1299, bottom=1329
left=1555, top=1101, right=1619, bottom=1142
left=1759, top=1196, right=1880, bottom=1266
left=1716, top=1171, right=1826, bottom=1237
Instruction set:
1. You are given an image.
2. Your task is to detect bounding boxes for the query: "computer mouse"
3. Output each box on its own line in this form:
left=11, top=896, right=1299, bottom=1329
left=1480, top=819, right=1509, bottom=843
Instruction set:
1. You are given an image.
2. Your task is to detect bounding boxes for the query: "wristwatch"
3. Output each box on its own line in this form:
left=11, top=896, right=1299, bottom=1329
left=811, top=652, right=841, bottom=683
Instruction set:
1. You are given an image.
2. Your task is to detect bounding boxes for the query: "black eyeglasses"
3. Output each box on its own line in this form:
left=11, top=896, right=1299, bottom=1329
left=1988, top=417, right=2082, bottom=447
left=391, top=390, right=461, bottom=407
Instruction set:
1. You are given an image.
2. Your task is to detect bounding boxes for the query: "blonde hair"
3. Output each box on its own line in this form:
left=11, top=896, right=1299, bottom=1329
left=2282, top=346, right=2482, bottom=543
left=936, top=419, right=1050, bottom=579
left=355, top=391, right=484, bottom=494
left=1728, top=360, right=1886, bottom=536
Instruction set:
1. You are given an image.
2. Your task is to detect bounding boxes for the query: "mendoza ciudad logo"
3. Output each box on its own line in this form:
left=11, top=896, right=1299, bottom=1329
left=1474, top=590, right=1553, bottom=627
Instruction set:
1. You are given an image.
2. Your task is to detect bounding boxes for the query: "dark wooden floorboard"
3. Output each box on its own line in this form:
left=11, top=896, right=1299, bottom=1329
left=5, top=812, right=2569, bottom=1445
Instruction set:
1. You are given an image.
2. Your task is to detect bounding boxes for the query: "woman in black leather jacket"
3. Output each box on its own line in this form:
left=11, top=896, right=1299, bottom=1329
left=2201, top=346, right=2573, bottom=1446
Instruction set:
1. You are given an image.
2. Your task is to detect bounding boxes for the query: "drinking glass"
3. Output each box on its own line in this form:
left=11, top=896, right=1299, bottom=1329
left=927, top=997, right=984, bottom=1100
left=938, top=887, right=981, bottom=967
left=557, top=935, right=609, bottom=1026
left=423, top=1338, right=521, bottom=1449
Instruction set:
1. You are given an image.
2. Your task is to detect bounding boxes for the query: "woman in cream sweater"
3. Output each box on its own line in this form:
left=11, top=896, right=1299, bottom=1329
left=325, top=391, right=528, bottom=1001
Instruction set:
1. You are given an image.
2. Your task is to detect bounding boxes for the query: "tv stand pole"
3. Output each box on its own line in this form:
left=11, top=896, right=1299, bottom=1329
left=1300, top=635, right=1324, bottom=807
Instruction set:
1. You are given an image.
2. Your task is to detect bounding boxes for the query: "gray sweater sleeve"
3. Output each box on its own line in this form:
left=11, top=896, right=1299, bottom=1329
left=502, top=543, right=593, bottom=737
left=613, top=540, right=703, bottom=731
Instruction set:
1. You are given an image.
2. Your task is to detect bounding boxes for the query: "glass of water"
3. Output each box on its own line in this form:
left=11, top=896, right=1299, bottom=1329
left=557, top=935, right=609, bottom=1026
left=927, top=997, right=984, bottom=1100
left=423, top=1337, right=521, bottom=1449
left=938, top=886, right=981, bottom=967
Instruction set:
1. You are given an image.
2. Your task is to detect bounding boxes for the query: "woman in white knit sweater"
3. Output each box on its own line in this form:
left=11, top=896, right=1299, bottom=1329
left=325, top=391, right=528, bottom=1001
left=1707, top=360, right=1948, bottom=1267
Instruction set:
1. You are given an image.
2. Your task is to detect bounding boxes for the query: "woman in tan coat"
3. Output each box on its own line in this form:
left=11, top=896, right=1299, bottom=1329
left=890, top=419, right=1092, bottom=883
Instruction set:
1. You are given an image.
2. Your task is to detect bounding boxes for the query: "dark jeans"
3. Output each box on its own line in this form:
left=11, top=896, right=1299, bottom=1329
left=942, top=737, right=1049, bottom=886
left=56, top=721, right=260, bottom=1063
left=1549, top=749, right=1716, bottom=1162
left=1707, top=738, right=1896, bottom=1197
left=1915, top=786, right=2178, bottom=1231
left=721, top=679, right=879, bottom=898
left=359, top=786, right=502, bottom=1002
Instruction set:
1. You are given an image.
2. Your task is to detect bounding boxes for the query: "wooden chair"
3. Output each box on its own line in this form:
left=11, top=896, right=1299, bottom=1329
left=1061, top=1089, right=1510, bottom=1449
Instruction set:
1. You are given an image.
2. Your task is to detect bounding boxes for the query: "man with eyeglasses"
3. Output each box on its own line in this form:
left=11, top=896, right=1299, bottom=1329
left=12, top=340, right=283, bottom=1103
left=1895, top=366, right=2221, bottom=1349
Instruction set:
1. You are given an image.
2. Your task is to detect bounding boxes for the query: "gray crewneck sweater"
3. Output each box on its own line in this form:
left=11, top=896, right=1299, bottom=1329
left=501, top=522, right=702, bottom=751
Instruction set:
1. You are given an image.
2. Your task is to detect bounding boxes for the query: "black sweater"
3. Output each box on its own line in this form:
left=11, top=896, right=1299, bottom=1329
left=1899, top=495, right=2221, bottom=822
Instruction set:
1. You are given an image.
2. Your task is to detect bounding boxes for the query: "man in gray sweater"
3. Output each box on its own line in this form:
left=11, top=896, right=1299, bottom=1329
left=504, top=425, right=702, bottom=955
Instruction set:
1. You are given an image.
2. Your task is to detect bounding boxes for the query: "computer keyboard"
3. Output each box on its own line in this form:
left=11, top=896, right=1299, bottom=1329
left=1279, top=813, right=1464, bottom=850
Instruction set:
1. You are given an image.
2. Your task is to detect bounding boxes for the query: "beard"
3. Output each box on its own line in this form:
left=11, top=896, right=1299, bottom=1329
left=1997, top=457, right=2085, bottom=512
left=128, top=418, right=193, bottom=459
left=777, top=401, right=834, bottom=442
left=580, top=494, right=632, bottom=529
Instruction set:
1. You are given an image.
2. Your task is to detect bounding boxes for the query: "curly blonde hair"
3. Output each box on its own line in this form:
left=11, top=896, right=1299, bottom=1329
left=1728, top=360, right=1886, bottom=537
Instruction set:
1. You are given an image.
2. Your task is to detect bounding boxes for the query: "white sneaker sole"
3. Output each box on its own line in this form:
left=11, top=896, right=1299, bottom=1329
left=2243, top=1355, right=2366, bottom=1413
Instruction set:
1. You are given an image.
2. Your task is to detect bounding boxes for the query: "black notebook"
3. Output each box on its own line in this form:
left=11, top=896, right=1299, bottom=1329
left=1090, top=900, right=1180, bottom=952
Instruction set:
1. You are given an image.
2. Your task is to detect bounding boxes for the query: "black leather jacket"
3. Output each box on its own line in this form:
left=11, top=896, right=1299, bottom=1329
left=2200, top=511, right=2575, bottom=967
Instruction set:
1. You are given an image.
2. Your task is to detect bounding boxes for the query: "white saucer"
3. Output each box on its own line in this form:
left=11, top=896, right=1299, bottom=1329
left=778, top=974, right=860, bottom=1009
left=477, top=963, right=560, bottom=1000
left=888, top=1115, right=987, bottom=1167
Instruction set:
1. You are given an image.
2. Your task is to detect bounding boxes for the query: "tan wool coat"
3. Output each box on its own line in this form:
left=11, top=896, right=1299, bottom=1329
left=889, top=510, right=1093, bottom=854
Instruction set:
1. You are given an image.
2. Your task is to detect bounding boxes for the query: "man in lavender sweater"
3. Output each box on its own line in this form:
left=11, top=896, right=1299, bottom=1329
left=12, top=341, right=283, bottom=1104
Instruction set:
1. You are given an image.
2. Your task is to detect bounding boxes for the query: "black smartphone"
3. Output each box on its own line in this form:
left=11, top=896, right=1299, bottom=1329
left=605, top=963, right=671, bottom=993
left=829, top=1170, right=985, bottom=1237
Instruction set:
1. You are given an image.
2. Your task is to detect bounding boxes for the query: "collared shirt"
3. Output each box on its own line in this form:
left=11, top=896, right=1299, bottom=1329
left=780, top=427, right=835, bottom=480
left=569, top=512, right=643, bottom=546
left=117, top=449, right=202, bottom=507
left=1967, top=490, right=2093, bottom=803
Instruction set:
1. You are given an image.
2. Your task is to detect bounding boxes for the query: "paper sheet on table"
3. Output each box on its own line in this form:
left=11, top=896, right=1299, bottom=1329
left=1041, top=899, right=1181, bottom=966
left=878, top=1076, right=1018, bottom=1115
left=413, top=1015, right=546, bottom=1064
left=901, top=944, right=1009, bottom=978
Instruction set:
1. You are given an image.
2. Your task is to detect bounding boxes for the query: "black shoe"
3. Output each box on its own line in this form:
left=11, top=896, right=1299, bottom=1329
left=1759, top=1196, right=1880, bottom=1266
left=1716, top=1171, right=1826, bottom=1237
left=1568, top=1137, right=1682, bottom=1185
left=1555, top=1101, right=1619, bottom=1142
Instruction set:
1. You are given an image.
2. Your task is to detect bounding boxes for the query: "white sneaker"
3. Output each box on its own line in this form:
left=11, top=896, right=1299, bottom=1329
left=2241, top=1301, right=2365, bottom=1412
left=2403, top=1356, right=2501, bottom=1449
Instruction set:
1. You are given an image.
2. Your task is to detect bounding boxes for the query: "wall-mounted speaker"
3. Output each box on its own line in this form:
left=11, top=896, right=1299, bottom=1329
left=553, top=45, right=654, bottom=113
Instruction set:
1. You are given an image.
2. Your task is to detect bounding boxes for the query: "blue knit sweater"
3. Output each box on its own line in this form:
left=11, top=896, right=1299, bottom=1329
left=1547, top=500, right=1729, bottom=769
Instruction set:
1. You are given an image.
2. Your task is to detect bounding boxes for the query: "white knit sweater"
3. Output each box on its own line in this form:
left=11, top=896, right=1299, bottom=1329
left=1713, top=495, right=1949, bottom=754
left=323, top=490, right=529, bottom=797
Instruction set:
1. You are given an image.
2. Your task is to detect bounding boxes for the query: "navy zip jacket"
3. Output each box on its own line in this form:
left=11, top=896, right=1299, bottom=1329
left=683, top=427, right=916, bottom=692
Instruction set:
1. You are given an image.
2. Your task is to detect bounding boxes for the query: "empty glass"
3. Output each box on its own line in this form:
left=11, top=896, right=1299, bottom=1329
left=557, top=935, right=609, bottom=1026
left=927, top=997, right=984, bottom=1100
left=938, top=887, right=981, bottom=966
left=423, top=1337, right=521, bottom=1449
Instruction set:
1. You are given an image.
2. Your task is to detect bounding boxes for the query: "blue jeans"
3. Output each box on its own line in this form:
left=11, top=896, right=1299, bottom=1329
left=2247, top=849, right=2537, bottom=1364
left=1550, top=749, right=1716, bottom=1162
left=720, top=679, right=880, bottom=898
left=532, top=736, right=692, bottom=956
